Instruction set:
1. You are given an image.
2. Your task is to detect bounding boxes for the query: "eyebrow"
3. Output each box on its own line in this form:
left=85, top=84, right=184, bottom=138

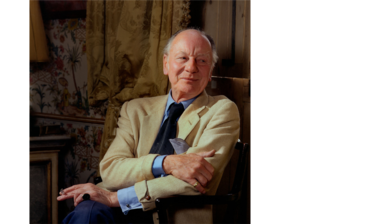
left=175, top=51, right=210, bottom=57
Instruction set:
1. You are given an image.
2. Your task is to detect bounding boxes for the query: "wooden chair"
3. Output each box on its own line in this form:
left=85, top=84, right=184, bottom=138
left=94, top=141, right=250, bottom=223
left=155, top=141, right=250, bottom=224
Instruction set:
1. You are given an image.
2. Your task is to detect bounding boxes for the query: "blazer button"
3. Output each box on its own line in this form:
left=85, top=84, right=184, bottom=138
left=145, top=195, right=151, bottom=200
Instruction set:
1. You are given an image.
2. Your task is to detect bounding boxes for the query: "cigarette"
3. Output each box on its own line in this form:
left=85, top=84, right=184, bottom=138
left=60, top=188, right=66, bottom=195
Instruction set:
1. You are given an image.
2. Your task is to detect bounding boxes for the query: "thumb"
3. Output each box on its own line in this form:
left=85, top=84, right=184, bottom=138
left=196, top=149, right=216, bottom=157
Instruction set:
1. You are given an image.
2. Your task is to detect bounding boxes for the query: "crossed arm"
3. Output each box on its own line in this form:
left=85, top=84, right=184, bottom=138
left=57, top=98, right=240, bottom=209
left=57, top=150, right=216, bottom=207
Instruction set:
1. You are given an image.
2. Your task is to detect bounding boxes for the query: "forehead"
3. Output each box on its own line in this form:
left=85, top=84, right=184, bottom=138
left=170, top=30, right=212, bottom=55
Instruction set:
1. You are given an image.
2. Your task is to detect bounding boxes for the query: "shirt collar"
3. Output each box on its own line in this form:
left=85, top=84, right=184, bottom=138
left=164, top=90, right=198, bottom=116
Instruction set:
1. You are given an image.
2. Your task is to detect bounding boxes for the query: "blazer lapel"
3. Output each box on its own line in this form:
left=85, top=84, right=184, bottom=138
left=177, top=90, right=209, bottom=141
left=139, top=95, right=168, bottom=155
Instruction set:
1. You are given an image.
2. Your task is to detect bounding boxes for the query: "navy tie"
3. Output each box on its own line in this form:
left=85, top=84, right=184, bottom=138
left=149, top=103, right=184, bottom=155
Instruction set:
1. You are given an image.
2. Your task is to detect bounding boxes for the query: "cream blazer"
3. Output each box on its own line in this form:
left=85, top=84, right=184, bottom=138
left=99, top=90, right=240, bottom=224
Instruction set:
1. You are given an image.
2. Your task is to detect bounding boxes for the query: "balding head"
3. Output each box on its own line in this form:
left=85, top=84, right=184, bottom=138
left=162, top=29, right=215, bottom=103
left=163, top=28, right=218, bottom=69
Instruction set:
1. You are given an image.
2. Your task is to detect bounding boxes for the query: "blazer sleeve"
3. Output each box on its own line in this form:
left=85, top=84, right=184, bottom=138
left=134, top=99, right=240, bottom=211
left=100, top=101, right=159, bottom=190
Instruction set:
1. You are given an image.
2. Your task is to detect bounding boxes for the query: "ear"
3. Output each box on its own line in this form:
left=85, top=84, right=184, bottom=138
left=163, top=54, right=169, bottom=75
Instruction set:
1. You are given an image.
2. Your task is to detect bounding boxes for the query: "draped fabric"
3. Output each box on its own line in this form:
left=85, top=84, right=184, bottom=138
left=86, top=0, right=191, bottom=175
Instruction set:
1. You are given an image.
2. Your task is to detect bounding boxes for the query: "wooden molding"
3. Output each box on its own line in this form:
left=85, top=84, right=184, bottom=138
left=30, top=150, right=59, bottom=224
left=42, top=10, right=86, bottom=20
left=32, top=113, right=105, bottom=125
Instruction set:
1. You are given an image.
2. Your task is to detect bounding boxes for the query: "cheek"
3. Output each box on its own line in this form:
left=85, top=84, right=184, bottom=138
left=170, top=63, right=186, bottom=81
left=200, top=69, right=211, bottom=81
left=168, top=74, right=177, bottom=85
left=171, top=61, right=183, bottom=72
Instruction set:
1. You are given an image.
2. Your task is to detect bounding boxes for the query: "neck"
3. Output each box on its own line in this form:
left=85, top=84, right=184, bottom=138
left=171, top=91, right=196, bottom=103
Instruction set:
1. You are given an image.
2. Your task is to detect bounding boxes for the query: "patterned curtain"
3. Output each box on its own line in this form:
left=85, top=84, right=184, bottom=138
left=86, top=0, right=191, bottom=176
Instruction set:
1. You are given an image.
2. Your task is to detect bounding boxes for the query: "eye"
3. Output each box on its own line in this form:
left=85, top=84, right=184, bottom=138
left=197, top=59, right=207, bottom=64
left=177, top=56, right=187, bottom=61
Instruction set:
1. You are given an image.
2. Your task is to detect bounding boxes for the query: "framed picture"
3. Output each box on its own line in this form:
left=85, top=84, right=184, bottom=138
left=40, top=0, right=87, bottom=20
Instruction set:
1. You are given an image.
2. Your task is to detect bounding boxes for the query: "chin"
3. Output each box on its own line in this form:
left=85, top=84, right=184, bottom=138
left=175, top=87, right=199, bottom=98
left=182, top=86, right=198, bottom=94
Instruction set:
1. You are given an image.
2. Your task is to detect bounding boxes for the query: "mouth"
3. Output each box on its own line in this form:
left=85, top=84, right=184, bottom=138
left=180, top=77, right=198, bottom=82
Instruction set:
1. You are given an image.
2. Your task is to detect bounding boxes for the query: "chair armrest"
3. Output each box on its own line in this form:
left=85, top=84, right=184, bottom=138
left=155, top=194, right=240, bottom=224
left=155, top=193, right=239, bottom=209
left=94, top=176, right=103, bottom=185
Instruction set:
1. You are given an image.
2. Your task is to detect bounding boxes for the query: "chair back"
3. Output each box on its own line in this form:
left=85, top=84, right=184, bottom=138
left=230, top=141, right=250, bottom=199
left=220, top=141, right=249, bottom=223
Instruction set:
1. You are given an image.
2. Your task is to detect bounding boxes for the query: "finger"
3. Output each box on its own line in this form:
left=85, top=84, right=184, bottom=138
left=57, top=193, right=74, bottom=201
left=190, top=152, right=215, bottom=174
left=196, top=166, right=213, bottom=186
left=190, top=161, right=213, bottom=186
left=200, top=157, right=215, bottom=175
left=196, top=149, right=216, bottom=158
left=185, top=157, right=214, bottom=186
left=64, top=183, right=94, bottom=195
left=190, top=179, right=206, bottom=194
left=194, top=172, right=208, bottom=187
left=74, top=193, right=85, bottom=207
left=206, top=149, right=216, bottom=157
left=62, top=184, right=82, bottom=194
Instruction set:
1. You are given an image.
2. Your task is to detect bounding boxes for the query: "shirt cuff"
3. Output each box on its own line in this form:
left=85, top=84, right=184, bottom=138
left=152, top=155, right=168, bottom=177
left=117, top=186, right=142, bottom=215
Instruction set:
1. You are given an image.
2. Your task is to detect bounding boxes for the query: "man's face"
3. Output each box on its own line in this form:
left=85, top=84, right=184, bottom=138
left=163, top=30, right=213, bottom=102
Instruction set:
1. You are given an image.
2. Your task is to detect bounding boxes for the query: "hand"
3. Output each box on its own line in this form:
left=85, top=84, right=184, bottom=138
left=163, top=150, right=216, bottom=194
left=57, top=183, right=119, bottom=207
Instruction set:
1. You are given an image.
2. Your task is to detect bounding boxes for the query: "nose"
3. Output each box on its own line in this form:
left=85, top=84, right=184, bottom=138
left=185, top=58, right=198, bottom=73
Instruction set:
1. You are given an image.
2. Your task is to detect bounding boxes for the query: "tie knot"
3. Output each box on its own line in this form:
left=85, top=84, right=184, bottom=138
left=169, top=103, right=184, bottom=122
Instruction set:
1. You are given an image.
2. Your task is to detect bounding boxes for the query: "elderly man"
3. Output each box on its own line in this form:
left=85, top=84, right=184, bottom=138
left=58, top=28, right=240, bottom=224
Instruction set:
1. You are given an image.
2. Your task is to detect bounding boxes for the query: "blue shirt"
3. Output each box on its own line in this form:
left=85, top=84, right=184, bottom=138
left=117, top=91, right=197, bottom=214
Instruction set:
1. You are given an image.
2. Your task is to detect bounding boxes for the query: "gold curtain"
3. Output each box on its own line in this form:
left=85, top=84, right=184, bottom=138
left=30, top=0, right=49, bottom=62
left=86, top=0, right=191, bottom=176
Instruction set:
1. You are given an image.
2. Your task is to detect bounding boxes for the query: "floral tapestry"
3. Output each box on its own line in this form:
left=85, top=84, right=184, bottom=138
left=30, top=18, right=107, bottom=118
